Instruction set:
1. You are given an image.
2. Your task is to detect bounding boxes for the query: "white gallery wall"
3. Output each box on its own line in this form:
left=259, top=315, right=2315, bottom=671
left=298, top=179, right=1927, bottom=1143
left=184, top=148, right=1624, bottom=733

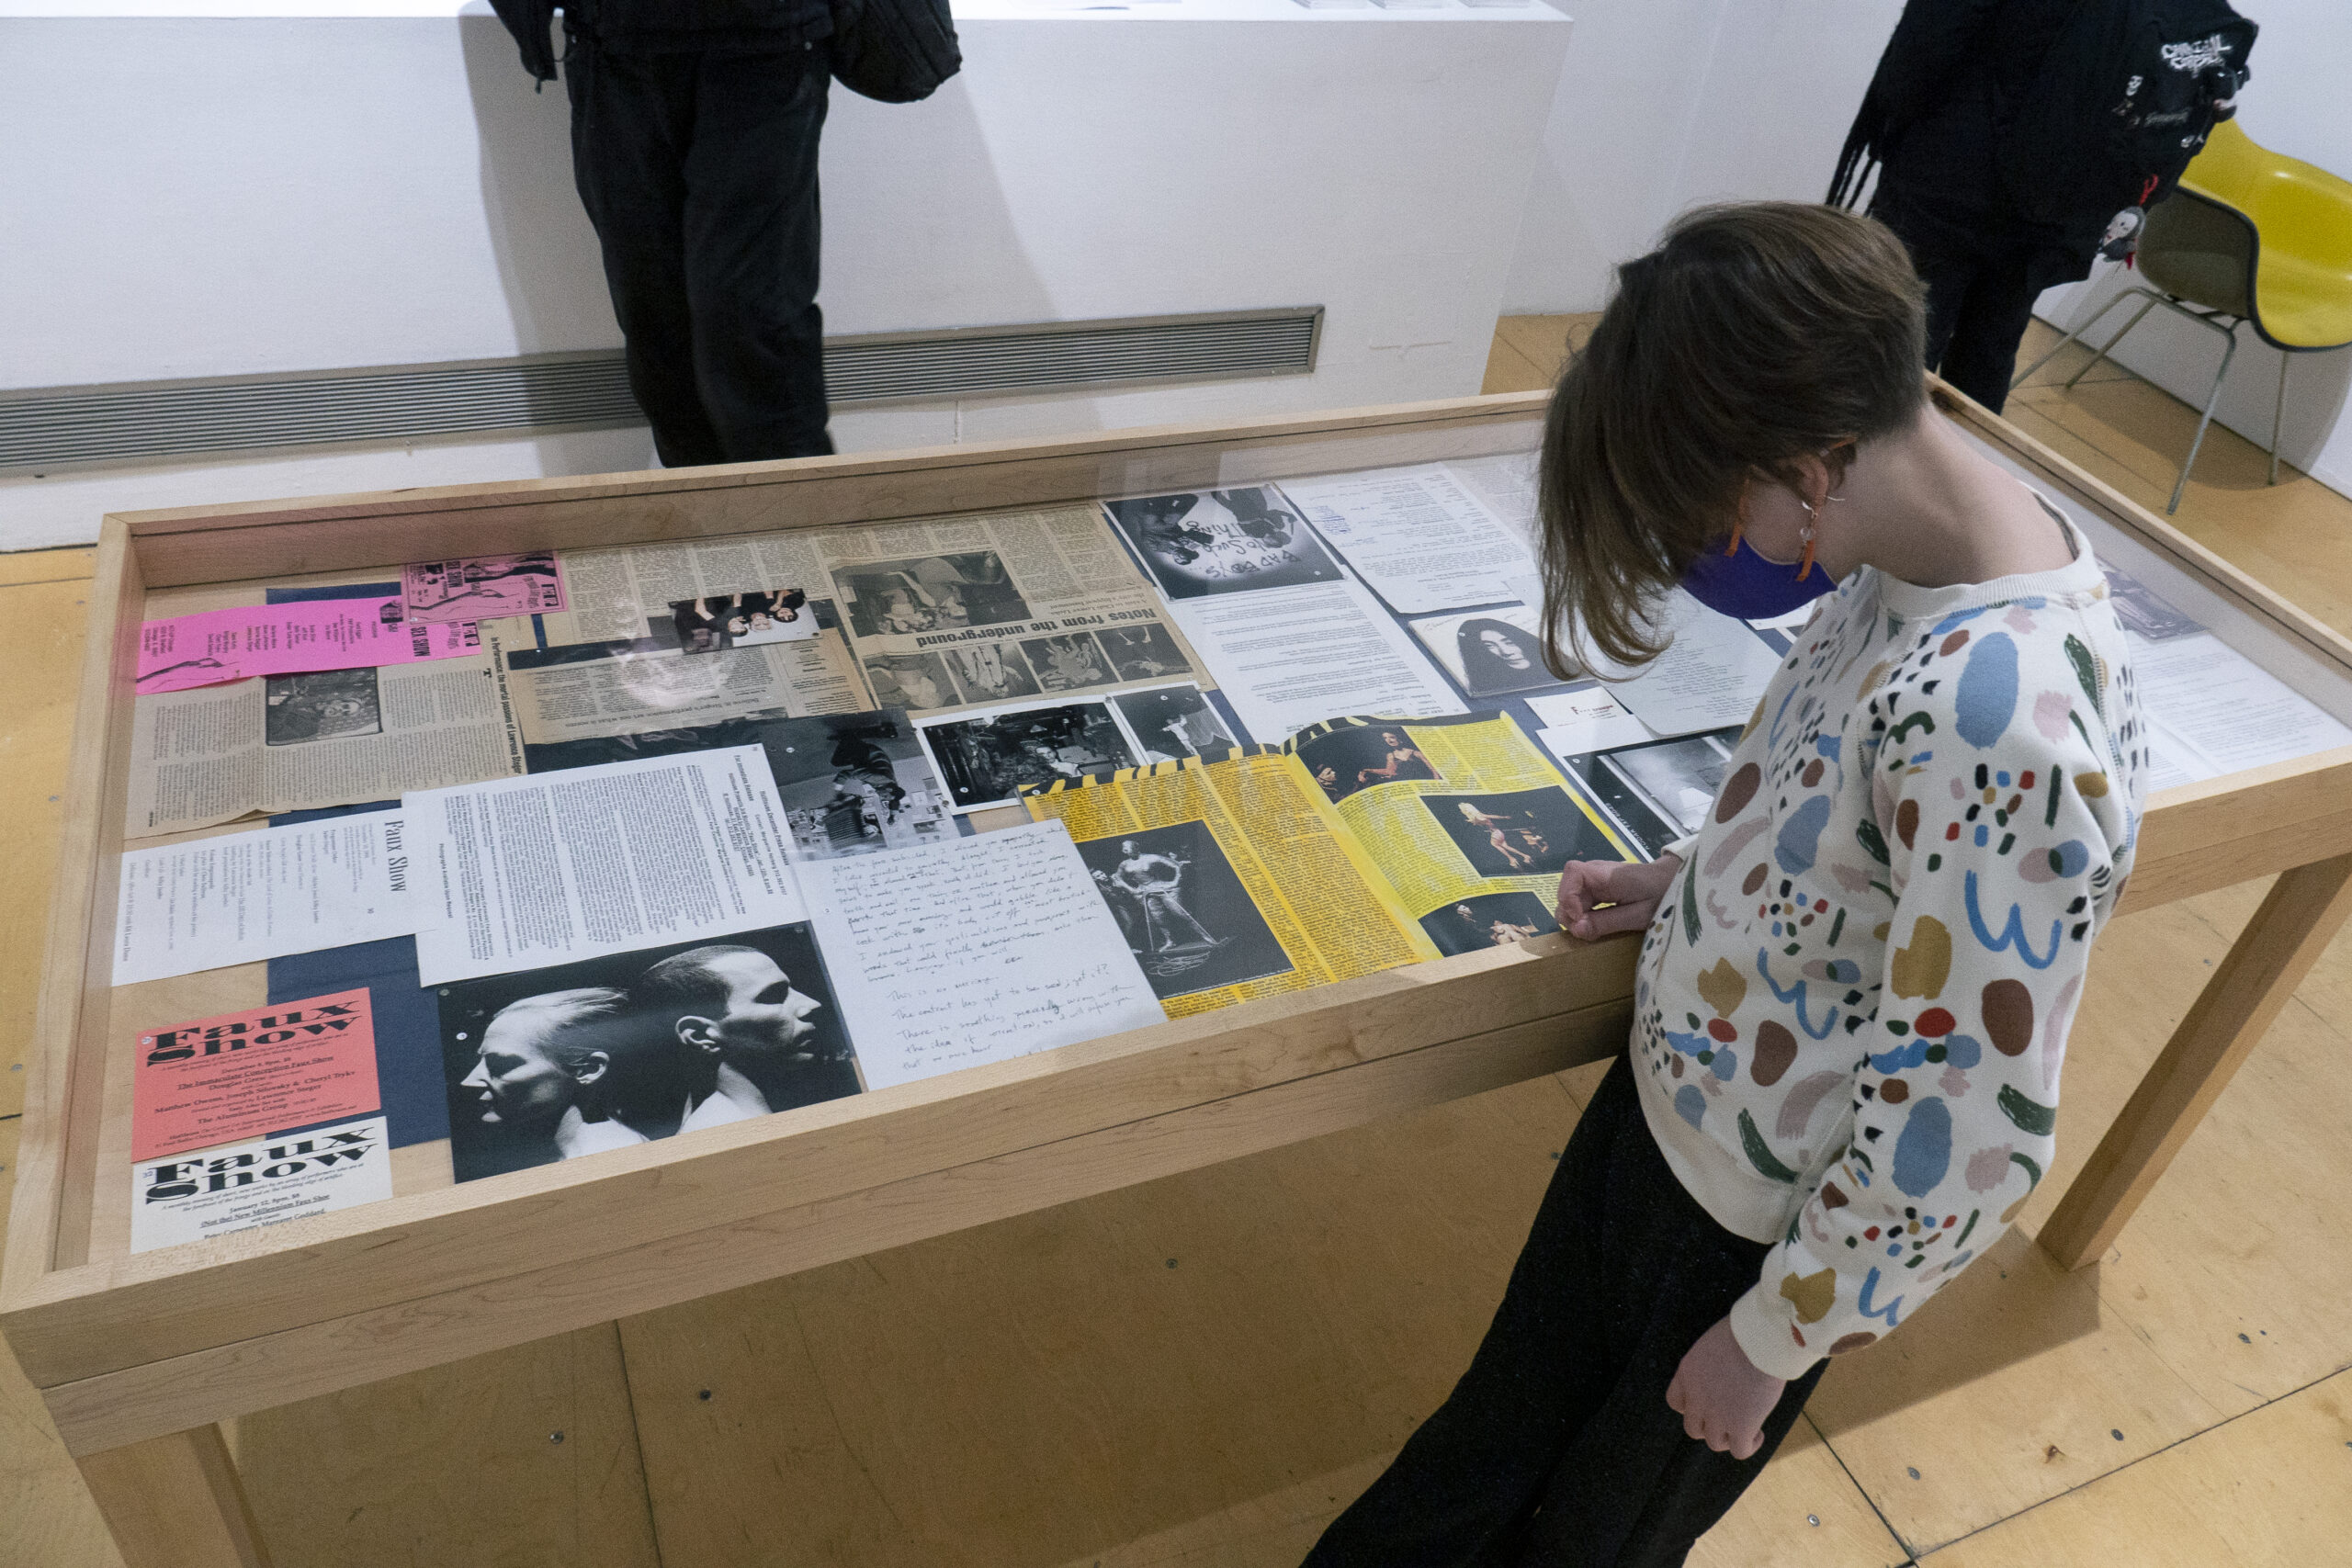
left=0, top=1, right=1571, bottom=550
left=1507, top=0, right=2352, bottom=501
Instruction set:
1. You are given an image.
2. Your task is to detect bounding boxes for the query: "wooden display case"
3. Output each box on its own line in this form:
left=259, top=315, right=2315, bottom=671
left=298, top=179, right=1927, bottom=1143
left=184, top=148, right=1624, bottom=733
left=7, top=389, right=2352, bottom=1568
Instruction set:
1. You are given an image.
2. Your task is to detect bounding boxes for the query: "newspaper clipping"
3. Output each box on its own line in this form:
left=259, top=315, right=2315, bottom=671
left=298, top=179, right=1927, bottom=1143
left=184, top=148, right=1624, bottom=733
left=126, top=633, right=527, bottom=837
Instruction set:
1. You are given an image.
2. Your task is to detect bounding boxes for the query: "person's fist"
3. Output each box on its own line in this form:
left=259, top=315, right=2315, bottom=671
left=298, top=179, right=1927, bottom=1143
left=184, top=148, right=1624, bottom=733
left=1665, top=1315, right=1786, bottom=1461
left=1554, top=853, right=1682, bottom=941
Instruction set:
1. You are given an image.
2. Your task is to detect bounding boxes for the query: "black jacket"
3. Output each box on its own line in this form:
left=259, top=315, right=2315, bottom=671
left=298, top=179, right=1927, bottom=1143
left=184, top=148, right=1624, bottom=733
left=489, top=0, right=829, bottom=84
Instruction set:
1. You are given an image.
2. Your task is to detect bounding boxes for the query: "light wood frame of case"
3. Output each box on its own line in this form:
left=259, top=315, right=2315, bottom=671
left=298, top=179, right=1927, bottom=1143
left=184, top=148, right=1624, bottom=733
left=6, top=389, right=2351, bottom=1568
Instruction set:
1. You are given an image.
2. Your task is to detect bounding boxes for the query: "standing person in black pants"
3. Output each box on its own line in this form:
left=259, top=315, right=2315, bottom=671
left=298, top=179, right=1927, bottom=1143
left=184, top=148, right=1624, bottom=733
left=492, top=0, right=836, bottom=465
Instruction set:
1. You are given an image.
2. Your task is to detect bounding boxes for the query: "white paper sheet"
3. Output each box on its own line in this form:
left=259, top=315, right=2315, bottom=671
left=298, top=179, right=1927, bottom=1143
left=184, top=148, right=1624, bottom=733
left=798, top=821, right=1165, bottom=1089
left=408, top=746, right=806, bottom=985
left=131, top=1114, right=392, bottom=1253
left=1529, top=686, right=1659, bottom=757
left=1167, top=578, right=1468, bottom=742
left=1282, top=464, right=1535, bottom=613
left=115, top=812, right=418, bottom=986
left=1572, top=589, right=1785, bottom=739
left=2130, top=630, right=2352, bottom=787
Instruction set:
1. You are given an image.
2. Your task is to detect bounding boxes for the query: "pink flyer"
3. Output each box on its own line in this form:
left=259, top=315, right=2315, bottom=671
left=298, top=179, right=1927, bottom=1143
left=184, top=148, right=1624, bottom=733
left=136, top=597, right=481, bottom=693
left=130, top=989, right=381, bottom=1162
left=401, top=551, right=569, bottom=623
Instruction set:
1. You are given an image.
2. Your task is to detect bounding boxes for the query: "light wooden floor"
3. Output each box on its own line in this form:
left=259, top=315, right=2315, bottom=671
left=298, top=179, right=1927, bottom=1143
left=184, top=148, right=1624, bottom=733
left=7, top=320, right=2352, bottom=1567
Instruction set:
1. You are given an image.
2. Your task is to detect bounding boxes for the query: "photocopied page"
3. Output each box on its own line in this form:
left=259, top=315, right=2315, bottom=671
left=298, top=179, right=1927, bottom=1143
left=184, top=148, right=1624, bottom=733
left=407, top=745, right=806, bottom=986
left=1106, top=487, right=1466, bottom=740
left=126, top=634, right=528, bottom=838
left=1408, top=604, right=1569, bottom=699
left=1527, top=686, right=1658, bottom=755
left=1022, top=750, right=1438, bottom=1018
left=137, top=595, right=481, bottom=694
left=1281, top=463, right=1534, bottom=614
left=1531, top=583, right=1782, bottom=739
left=798, top=820, right=1166, bottom=1089
left=2129, top=630, right=2352, bottom=787
left=1288, top=713, right=1634, bottom=956
left=499, top=615, right=869, bottom=748
left=115, top=812, right=420, bottom=985
left=131, top=1114, right=393, bottom=1255
left=401, top=552, right=568, bottom=624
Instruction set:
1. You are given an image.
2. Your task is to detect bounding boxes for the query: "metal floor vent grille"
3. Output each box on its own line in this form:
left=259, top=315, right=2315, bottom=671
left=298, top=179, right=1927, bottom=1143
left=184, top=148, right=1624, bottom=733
left=0, top=307, right=1322, bottom=473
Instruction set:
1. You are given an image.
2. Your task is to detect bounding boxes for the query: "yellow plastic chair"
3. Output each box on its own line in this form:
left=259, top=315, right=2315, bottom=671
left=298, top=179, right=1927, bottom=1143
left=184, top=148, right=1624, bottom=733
left=2013, top=118, right=2352, bottom=513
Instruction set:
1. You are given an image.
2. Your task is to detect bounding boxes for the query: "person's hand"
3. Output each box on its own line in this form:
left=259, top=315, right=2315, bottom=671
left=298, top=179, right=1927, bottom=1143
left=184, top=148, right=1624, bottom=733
left=1666, top=1315, right=1786, bottom=1461
left=1554, top=853, right=1683, bottom=940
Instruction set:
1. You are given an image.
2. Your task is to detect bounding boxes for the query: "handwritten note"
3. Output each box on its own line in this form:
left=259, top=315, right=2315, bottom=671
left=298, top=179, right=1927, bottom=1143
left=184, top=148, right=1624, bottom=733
left=798, top=821, right=1165, bottom=1089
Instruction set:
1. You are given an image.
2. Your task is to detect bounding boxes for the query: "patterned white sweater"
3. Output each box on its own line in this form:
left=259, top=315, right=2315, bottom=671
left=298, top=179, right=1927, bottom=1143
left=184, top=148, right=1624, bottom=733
left=1633, top=515, right=2146, bottom=1380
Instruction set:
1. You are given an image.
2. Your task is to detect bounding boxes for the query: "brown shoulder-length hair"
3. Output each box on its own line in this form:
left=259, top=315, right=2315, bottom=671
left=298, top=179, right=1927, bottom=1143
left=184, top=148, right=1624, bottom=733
left=1536, top=202, right=1928, bottom=672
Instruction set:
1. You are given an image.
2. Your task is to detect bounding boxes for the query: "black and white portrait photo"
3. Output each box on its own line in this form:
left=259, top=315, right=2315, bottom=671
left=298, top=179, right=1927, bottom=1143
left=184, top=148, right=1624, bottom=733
left=265, top=668, right=383, bottom=746
left=1419, top=890, right=1562, bottom=957
left=1421, top=786, right=1623, bottom=878
left=1114, top=687, right=1238, bottom=762
left=1076, top=821, right=1293, bottom=1000
left=832, top=552, right=1030, bottom=638
left=1104, top=487, right=1343, bottom=599
left=864, top=653, right=964, bottom=712
left=438, top=923, right=859, bottom=1182
left=1021, top=632, right=1117, bottom=693
left=1096, top=624, right=1193, bottom=682
left=668, top=587, right=813, bottom=653
left=523, top=708, right=952, bottom=859
left=1411, top=606, right=1570, bottom=698
left=941, top=640, right=1042, bottom=703
left=1292, top=721, right=1436, bottom=803
left=919, top=700, right=1138, bottom=810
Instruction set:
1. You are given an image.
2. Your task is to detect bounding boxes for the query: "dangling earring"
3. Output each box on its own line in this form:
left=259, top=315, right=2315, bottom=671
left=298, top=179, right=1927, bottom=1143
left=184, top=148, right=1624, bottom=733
left=1795, top=500, right=1819, bottom=581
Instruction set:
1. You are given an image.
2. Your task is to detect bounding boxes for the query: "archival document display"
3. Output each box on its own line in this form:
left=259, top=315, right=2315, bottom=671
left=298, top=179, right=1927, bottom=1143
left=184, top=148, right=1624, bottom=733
left=1022, top=712, right=1634, bottom=1015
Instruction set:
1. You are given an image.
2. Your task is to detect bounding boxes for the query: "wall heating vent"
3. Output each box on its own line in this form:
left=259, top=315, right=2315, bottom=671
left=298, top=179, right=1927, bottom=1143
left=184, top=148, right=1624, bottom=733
left=0, top=307, right=1323, bottom=473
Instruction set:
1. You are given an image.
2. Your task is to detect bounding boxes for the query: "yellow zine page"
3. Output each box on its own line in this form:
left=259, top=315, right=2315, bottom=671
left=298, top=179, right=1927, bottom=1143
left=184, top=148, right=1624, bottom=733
left=1289, top=713, right=1634, bottom=958
left=1023, top=751, right=1436, bottom=1019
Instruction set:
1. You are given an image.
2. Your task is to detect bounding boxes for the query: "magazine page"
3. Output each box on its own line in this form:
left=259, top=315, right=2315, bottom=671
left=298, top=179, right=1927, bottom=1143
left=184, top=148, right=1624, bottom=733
left=125, top=626, right=529, bottom=838
left=1287, top=713, right=1634, bottom=957
left=1021, top=750, right=1436, bottom=1019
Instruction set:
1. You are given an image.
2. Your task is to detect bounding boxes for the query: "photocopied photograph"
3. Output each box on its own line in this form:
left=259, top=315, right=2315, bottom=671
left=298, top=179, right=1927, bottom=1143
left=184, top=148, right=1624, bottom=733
left=438, top=923, right=859, bottom=1183
left=941, top=641, right=1042, bottom=703
left=864, top=652, right=965, bottom=712
left=1409, top=605, right=1571, bottom=698
left=265, top=669, right=384, bottom=746
left=1076, top=820, right=1295, bottom=1000
left=1104, top=486, right=1345, bottom=599
left=1556, top=728, right=1743, bottom=861
left=918, top=699, right=1140, bottom=811
left=1421, top=787, right=1620, bottom=877
left=1096, top=624, right=1194, bottom=682
left=1114, top=686, right=1239, bottom=762
left=1023, top=632, right=1119, bottom=693
left=1292, top=722, right=1437, bottom=804
left=832, top=552, right=1032, bottom=637
left=1419, top=890, right=1562, bottom=957
left=669, top=588, right=814, bottom=653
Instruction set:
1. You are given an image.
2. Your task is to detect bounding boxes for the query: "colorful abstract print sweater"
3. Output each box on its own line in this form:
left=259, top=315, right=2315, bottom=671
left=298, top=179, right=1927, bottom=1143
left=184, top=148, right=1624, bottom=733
left=1633, top=521, right=2144, bottom=1382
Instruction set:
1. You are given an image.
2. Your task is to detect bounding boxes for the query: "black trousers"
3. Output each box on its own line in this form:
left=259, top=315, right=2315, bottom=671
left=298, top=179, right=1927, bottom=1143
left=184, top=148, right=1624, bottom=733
left=1872, top=190, right=2061, bottom=418
left=1302, top=1054, right=1826, bottom=1568
left=565, top=32, right=834, bottom=466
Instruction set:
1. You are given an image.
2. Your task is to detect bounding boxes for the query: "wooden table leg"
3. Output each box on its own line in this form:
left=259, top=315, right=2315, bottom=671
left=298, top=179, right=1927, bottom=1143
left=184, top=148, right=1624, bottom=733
left=74, top=1424, right=273, bottom=1568
left=2040, top=852, right=2352, bottom=1271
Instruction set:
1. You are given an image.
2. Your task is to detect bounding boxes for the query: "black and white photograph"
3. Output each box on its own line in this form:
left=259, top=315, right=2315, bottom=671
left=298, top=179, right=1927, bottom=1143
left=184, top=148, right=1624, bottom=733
left=1076, top=820, right=1294, bottom=1000
left=1292, top=721, right=1436, bottom=803
left=1021, top=632, right=1117, bottom=692
left=831, top=552, right=1031, bottom=638
left=438, top=923, right=859, bottom=1183
left=941, top=640, right=1042, bottom=703
left=1114, top=686, right=1239, bottom=762
left=1096, top=624, right=1194, bottom=682
left=2102, top=565, right=2204, bottom=642
left=1421, top=786, right=1622, bottom=877
left=1410, top=605, right=1571, bottom=698
left=863, top=652, right=964, bottom=712
left=668, top=587, right=814, bottom=653
left=918, top=700, right=1139, bottom=811
left=1419, top=890, right=1562, bottom=956
left=523, top=707, right=952, bottom=859
left=265, top=668, right=383, bottom=746
left=1555, top=730, right=1740, bottom=862
left=1104, top=486, right=1344, bottom=599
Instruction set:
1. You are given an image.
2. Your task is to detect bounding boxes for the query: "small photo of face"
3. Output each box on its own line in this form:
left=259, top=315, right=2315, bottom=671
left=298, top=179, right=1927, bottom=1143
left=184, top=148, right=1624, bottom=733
left=1409, top=605, right=1570, bottom=699
left=264, top=668, right=385, bottom=746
